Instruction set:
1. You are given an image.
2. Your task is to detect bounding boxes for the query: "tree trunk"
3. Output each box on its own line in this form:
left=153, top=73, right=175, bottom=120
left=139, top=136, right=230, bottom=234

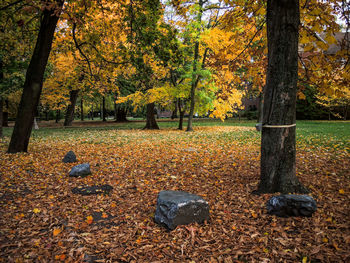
left=187, top=0, right=204, bottom=132
left=115, top=105, right=128, bottom=122
left=91, top=104, right=94, bottom=120
left=144, top=103, right=159, bottom=129
left=64, top=89, right=79, bottom=126
left=171, top=99, right=178, bottom=119
left=0, top=97, right=3, bottom=137
left=178, top=99, right=185, bottom=130
left=8, top=1, right=64, bottom=153
left=102, top=96, right=107, bottom=122
left=55, top=109, right=60, bottom=123
left=256, top=0, right=307, bottom=194
left=2, top=100, right=9, bottom=127
left=80, top=97, right=84, bottom=121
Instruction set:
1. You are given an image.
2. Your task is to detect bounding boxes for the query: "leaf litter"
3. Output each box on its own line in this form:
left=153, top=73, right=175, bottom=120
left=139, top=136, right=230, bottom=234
left=0, top=126, right=349, bottom=262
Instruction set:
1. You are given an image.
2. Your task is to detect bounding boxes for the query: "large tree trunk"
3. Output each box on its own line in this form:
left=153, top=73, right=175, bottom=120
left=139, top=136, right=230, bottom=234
left=256, top=0, right=307, bottom=194
left=80, top=97, right=84, bottom=121
left=64, top=89, right=79, bottom=126
left=144, top=103, right=159, bottom=129
left=8, top=1, right=63, bottom=153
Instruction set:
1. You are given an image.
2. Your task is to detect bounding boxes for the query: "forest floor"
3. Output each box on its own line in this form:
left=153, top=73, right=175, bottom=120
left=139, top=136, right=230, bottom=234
left=0, top=120, right=349, bottom=262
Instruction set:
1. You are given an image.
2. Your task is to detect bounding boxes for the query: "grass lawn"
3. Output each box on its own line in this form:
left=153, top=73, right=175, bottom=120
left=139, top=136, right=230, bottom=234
left=0, top=119, right=349, bottom=262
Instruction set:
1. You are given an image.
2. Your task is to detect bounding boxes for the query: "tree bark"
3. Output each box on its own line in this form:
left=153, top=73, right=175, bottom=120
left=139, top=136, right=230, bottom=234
left=187, top=0, right=204, bottom=132
left=55, top=109, right=60, bottom=123
left=102, top=96, right=107, bottom=122
left=80, top=97, right=84, bottom=121
left=64, top=89, right=79, bottom=126
left=115, top=105, right=128, bottom=122
left=8, top=0, right=64, bottom=153
left=256, top=0, right=307, bottom=194
left=178, top=99, right=185, bottom=130
left=144, top=103, right=159, bottom=129
left=171, top=99, right=178, bottom=119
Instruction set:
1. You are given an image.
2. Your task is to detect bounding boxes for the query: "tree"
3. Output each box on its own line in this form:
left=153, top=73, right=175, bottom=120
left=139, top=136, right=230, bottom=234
left=255, top=0, right=308, bottom=194
left=8, top=0, right=64, bottom=153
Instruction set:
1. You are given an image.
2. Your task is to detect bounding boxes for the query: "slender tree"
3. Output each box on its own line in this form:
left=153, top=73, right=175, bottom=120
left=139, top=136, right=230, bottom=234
left=255, top=0, right=307, bottom=194
left=8, top=0, right=64, bottom=153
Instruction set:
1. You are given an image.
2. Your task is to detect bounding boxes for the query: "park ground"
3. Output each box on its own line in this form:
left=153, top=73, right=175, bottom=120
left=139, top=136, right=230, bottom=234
left=0, top=119, right=349, bottom=262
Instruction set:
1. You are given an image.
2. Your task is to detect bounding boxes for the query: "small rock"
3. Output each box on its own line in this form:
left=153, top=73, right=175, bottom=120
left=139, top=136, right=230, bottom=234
left=154, top=190, right=210, bottom=230
left=266, top=194, right=317, bottom=217
left=71, top=185, right=113, bottom=195
left=69, top=163, right=91, bottom=177
left=62, top=151, right=77, bottom=163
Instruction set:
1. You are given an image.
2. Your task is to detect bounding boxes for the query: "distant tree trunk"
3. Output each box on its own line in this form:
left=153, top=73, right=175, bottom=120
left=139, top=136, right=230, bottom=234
left=64, top=89, right=79, bottom=126
left=33, top=117, right=39, bottom=130
left=257, top=90, right=264, bottom=123
left=44, top=107, right=49, bottom=121
left=91, top=104, right=94, bottom=120
left=2, top=100, right=9, bottom=127
left=8, top=1, right=64, bottom=153
left=255, top=0, right=307, bottom=194
left=115, top=105, right=128, bottom=122
left=178, top=99, right=185, bottom=130
left=80, top=98, right=84, bottom=121
left=0, top=97, right=3, bottom=137
left=144, top=103, right=159, bottom=129
left=102, top=96, right=107, bottom=122
left=55, top=109, right=60, bottom=123
left=171, top=99, right=178, bottom=119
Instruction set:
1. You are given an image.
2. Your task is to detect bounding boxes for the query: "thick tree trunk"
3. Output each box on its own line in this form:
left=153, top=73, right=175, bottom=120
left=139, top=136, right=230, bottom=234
left=64, top=89, right=79, bottom=126
left=0, top=98, right=3, bottom=137
left=102, top=96, right=107, bottom=122
left=144, top=103, right=159, bottom=129
left=8, top=1, right=63, bottom=153
left=80, top=98, right=84, bottom=121
left=256, top=0, right=307, bottom=194
left=55, top=109, right=60, bottom=123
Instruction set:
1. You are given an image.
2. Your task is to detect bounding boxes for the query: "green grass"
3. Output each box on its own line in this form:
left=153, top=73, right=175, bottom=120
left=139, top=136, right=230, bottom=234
left=1, top=119, right=349, bottom=152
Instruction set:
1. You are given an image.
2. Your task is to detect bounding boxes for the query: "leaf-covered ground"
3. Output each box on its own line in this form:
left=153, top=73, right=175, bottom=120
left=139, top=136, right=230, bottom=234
left=0, top=121, right=349, bottom=262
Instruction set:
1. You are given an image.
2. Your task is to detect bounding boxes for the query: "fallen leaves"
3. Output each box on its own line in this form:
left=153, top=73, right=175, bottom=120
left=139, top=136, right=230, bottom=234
left=0, top=125, right=349, bottom=262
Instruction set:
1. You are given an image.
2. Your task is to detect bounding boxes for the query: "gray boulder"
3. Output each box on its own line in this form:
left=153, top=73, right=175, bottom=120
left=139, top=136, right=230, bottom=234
left=69, top=163, right=91, bottom=177
left=63, top=151, right=77, bottom=163
left=154, top=190, right=210, bottom=230
left=267, top=194, right=317, bottom=217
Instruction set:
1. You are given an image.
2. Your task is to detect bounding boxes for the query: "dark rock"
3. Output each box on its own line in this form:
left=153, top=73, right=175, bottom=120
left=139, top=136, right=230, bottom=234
left=62, top=151, right=77, bottom=163
left=69, top=163, right=91, bottom=177
left=266, top=194, right=317, bottom=217
left=154, top=190, right=210, bottom=230
left=71, top=185, right=113, bottom=195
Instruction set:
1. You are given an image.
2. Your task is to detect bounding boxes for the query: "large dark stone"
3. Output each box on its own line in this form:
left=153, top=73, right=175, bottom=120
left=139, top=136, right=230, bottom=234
left=266, top=194, right=317, bottom=217
left=69, top=163, right=91, bottom=177
left=154, top=190, right=210, bottom=230
left=62, top=151, right=77, bottom=163
left=71, top=185, right=113, bottom=195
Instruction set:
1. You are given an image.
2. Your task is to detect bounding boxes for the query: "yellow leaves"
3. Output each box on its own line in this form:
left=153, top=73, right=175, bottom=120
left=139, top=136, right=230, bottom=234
left=55, top=254, right=66, bottom=261
left=53, top=228, right=62, bottom=236
left=302, top=256, right=308, bottom=263
left=33, top=208, right=41, bottom=214
left=322, top=237, right=329, bottom=243
left=339, top=189, right=345, bottom=194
